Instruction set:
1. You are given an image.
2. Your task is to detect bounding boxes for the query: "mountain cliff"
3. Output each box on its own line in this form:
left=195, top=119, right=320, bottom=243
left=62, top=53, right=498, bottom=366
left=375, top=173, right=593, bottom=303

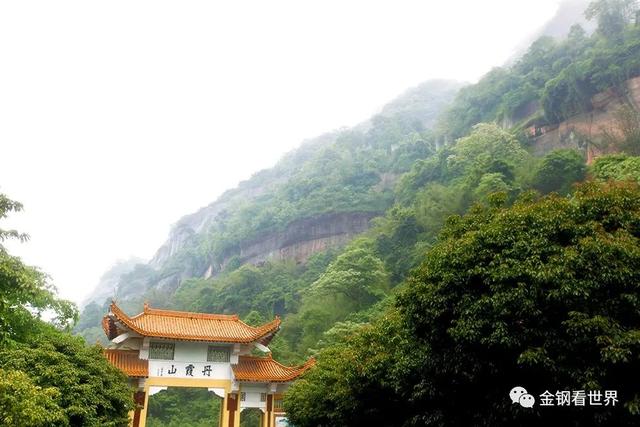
left=76, top=1, right=640, bottom=371
left=79, top=79, right=463, bottom=311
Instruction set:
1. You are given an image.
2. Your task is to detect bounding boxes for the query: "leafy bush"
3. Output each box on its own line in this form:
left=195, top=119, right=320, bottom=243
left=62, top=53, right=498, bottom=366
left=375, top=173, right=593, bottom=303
left=286, top=182, right=640, bottom=426
left=532, top=149, right=587, bottom=194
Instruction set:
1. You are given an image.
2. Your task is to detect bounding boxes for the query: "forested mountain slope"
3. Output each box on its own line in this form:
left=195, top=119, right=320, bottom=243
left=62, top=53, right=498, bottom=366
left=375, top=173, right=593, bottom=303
left=76, top=79, right=463, bottom=343
left=77, top=0, right=640, bottom=352
left=281, top=3, right=640, bottom=425
left=78, top=0, right=640, bottom=385
left=72, top=2, right=640, bottom=425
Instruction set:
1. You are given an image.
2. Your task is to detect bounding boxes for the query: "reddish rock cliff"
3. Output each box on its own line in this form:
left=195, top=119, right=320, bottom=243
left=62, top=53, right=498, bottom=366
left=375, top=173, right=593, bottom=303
left=530, top=76, right=640, bottom=162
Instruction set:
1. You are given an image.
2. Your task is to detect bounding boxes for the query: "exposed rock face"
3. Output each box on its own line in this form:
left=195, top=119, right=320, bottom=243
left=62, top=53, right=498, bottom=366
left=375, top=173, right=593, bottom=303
left=81, top=258, right=143, bottom=307
left=81, top=79, right=460, bottom=308
left=149, top=191, right=259, bottom=268
left=150, top=224, right=196, bottom=267
left=218, top=212, right=378, bottom=272
left=530, top=76, right=640, bottom=161
left=149, top=133, right=340, bottom=268
left=143, top=212, right=379, bottom=293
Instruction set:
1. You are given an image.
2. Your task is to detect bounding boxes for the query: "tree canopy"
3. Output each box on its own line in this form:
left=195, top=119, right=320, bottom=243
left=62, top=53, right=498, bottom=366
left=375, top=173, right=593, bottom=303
left=285, top=181, right=640, bottom=427
left=0, top=194, right=76, bottom=343
left=0, top=193, right=133, bottom=426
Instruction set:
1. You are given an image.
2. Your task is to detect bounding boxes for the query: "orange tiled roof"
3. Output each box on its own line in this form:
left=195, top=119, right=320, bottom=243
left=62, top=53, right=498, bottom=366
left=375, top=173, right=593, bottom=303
left=232, top=354, right=315, bottom=382
left=104, top=349, right=148, bottom=378
left=104, top=302, right=281, bottom=343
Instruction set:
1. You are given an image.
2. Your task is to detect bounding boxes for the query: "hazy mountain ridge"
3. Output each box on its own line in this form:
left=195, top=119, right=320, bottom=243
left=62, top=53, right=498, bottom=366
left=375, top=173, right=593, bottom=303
left=77, top=1, right=640, bottom=368
left=507, top=0, right=596, bottom=63
left=83, top=2, right=602, bottom=309
left=148, top=131, right=340, bottom=268
left=80, top=79, right=462, bottom=311
left=81, top=257, right=144, bottom=307
left=150, top=80, right=464, bottom=271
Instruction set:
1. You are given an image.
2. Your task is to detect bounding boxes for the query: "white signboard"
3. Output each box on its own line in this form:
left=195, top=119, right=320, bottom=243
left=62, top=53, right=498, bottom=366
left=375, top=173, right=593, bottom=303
left=148, top=361, right=232, bottom=380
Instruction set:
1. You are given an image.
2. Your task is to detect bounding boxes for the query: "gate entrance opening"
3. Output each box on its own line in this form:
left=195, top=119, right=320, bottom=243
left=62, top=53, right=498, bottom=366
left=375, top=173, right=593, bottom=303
left=147, top=386, right=223, bottom=427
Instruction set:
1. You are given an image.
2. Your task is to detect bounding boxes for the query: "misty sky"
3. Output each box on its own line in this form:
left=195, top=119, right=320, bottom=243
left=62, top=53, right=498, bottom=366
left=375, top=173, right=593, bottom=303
left=0, top=0, right=563, bottom=304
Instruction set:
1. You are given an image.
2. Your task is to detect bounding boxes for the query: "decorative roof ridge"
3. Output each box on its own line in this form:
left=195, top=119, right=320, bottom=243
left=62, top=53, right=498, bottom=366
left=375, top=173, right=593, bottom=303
left=250, top=315, right=281, bottom=335
left=110, top=301, right=239, bottom=322
left=238, top=354, right=273, bottom=361
left=301, top=357, right=317, bottom=370
left=109, top=302, right=146, bottom=336
left=143, top=304, right=240, bottom=321
left=108, top=301, right=281, bottom=342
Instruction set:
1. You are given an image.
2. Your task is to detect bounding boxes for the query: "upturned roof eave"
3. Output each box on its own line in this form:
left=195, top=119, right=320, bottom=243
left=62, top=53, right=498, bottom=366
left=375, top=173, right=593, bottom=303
left=105, top=301, right=281, bottom=344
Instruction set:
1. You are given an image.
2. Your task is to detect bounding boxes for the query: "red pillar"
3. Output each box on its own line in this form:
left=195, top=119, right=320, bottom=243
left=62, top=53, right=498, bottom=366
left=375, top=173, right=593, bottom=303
left=132, top=391, right=146, bottom=427
left=227, top=393, right=238, bottom=427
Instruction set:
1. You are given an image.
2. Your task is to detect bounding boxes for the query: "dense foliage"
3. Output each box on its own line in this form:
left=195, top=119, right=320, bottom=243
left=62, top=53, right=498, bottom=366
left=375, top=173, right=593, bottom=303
left=0, top=195, right=76, bottom=344
left=0, top=330, right=133, bottom=426
left=146, top=387, right=222, bottom=427
left=70, top=2, right=640, bottom=424
left=438, top=0, right=640, bottom=139
left=0, top=369, right=65, bottom=426
left=0, top=194, right=133, bottom=426
left=531, top=148, right=587, bottom=194
left=593, top=153, right=640, bottom=180
left=286, top=182, right=640, bottom=426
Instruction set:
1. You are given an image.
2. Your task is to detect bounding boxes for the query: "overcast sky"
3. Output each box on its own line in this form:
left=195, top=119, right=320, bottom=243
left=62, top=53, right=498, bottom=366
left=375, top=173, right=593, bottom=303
left=0, top=0, right=562, bottom=305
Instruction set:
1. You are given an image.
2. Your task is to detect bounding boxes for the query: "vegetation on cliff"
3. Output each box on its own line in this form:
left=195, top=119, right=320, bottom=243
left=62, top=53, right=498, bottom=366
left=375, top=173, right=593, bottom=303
left=69, top=1, right=640, bottom=425
left=285, top=182, right=640, bottom=427
left=438, top=0, right=640, bottom=140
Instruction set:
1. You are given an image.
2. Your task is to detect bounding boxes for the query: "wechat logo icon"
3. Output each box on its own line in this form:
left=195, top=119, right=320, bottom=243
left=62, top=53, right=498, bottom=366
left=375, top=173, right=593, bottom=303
left=510, top=386, right=535, bottom=408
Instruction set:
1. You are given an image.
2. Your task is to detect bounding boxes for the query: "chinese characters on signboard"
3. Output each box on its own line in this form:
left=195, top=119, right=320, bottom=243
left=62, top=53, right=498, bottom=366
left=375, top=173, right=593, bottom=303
left=152, top=361, right=228, bottom=379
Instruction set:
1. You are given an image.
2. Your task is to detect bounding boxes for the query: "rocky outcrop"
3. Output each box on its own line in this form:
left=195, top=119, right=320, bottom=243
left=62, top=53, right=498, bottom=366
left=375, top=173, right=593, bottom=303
left=81, top=258, right=144, bottom=307
left=216, top=212, right=378, bottom=272
left=149, top=133, right=340, bottom=268
left=529, top=76, right=640, bottom=161
left=148, top=81, right=463, bottom=271
left=150, top=190, right=261, bottom=268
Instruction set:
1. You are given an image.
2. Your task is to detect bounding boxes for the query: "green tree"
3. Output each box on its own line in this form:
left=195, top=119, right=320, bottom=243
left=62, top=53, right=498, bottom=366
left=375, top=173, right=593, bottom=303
left=308, top=247, right=389, bottom=311
left=286, top=182, right=640, bottom=426
left=0, top=330, right=133, bottom=426
left=0, top=369, right=65, bottom=426
left=531, top=149, right=587, bottom=194
left=146, top=387, right=221, bottom=427
left=0, top=193, right=133, bottom=425
left=239, top=408, right=262, bottom=427
left=586, top=0, right=639, bottom=39
left=397, top=181, right=640, bottom=426
left=0, top=194, right=76, bottom=343
left=592, top=153, right=640, bottom=181
left=473, top=172, right=511, bottom=201
left=414, top=182, right=464, bottom=237
left=285, top=313, right=417, bottom=427
left=446, top=124, right=527, bottom=180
